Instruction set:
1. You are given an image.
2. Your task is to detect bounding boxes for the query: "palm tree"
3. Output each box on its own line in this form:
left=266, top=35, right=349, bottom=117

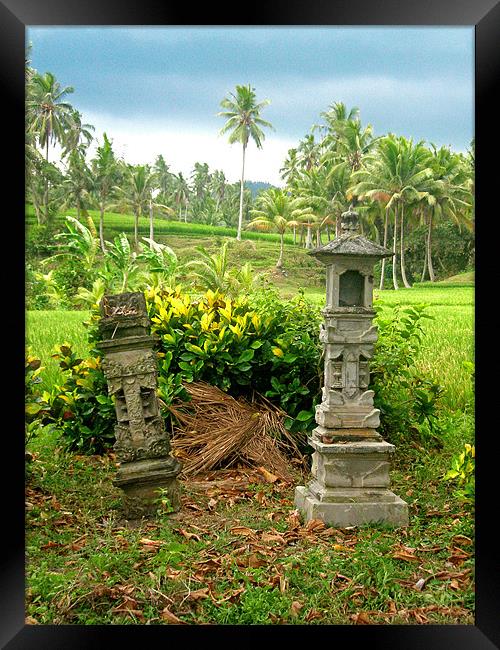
left=210, top=170, right=227, bottom=213
left=297, top=134, right=321, bottom=173
left=91, top=133, right=120, bottom=252
left=246, top=188, right=312, bottom=269
left=185, top=242, right=232, bottom=293
left=420, top=145, right=473, bottom=282
left=113, top=164, right=155, bottom=250
left=172, top=172, right=191, bottom=222
left=27, top=71, right=76, bottom=221
left=350, top=135, right=434, bottom=290
left=280, top=148, right=301, bottom=189
left=218, top=84, right=273, bottom=241
left=60, top=149, right=93, bottom=220
left=62, top=109, right=94, bottom=157
left=153, top=154, right=174, bottom=204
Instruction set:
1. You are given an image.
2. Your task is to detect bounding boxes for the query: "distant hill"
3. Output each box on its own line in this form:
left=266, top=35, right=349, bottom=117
left=244, top=181, right=277, bottom=198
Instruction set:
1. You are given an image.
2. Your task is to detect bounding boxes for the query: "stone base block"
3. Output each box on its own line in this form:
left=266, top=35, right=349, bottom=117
left=114, top=456, right=182, bottom=519
left=309, top=439, right=394, bottom=489
left=294, top=484, right=409, bottom=528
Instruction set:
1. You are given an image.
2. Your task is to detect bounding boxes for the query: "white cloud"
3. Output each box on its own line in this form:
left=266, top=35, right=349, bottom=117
left=81, top=111, right=294, bottom=186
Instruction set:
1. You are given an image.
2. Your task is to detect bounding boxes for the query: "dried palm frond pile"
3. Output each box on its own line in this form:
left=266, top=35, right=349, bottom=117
left=168, top=382, right=306, bottom=481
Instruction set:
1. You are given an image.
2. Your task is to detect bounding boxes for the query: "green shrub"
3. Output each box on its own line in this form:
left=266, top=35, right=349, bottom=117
left=25, top=351, right=51, bottom=445
left=444, top=443, right=475, bottom=503
left=146, top=285, right=322, bottom=438
left=371, top=303, right=445, bottom=446
left=43, top=344, right=115, bottom=454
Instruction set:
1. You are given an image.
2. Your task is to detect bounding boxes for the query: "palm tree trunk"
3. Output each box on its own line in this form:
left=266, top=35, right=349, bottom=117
left=293, top=226, right=297, bottom=245
left=305, top=226, right=313, bottom=249
left=237, top=143, right=247, bottom=241
left=149, top=199, right=154, bottom=248
left=276, top=232, right=284, bottom=269
left=392, top=206, right=399, bottom=290
left=427, top=208, right=435, bottom=282
left=44, top=138, right=50, bottom=223
left=400, top=205, right=411, bottom=288
left=134, top=209, right=139, bottom=250
left=420, top=211, right=428, bottom=282
left=379, top=206, right=389, bottom=290
left=99, top=203, right=106, bottom=254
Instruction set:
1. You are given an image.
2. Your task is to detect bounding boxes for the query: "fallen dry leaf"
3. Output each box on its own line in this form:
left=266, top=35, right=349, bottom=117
left=290, top=601, right=304, bottom=617
left=177, top=529, right=202, bottom=542
left=303, top=519, right=326, bottom=533
left=261, top=530, right=285, bottom=544
left=305, top=609, right=323, bottom=622
left=351, top=611, right=371, bottom=624
left=161, top=607, right=185, bottom=624
left=187, top=587, right=210, bottom=601
left=258, top=466, right=279, bottom=483
left=211, top=587, right=245, bottom=604
left=230, top=526, right=257, bottom=537
left=139, top=537, right=163, bottom=548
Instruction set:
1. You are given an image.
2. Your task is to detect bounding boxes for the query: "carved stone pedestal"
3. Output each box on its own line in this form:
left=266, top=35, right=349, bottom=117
left=98, top=292, right=182, bottom=520
left=294, top=438, right=408, bottom=527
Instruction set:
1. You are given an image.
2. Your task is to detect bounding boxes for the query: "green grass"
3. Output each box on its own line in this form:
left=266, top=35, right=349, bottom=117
left=26, top=204, right=297, bottom=245
left=26, top=310, right=91, bottom=390
left=26, top=425, right=474, bottom=625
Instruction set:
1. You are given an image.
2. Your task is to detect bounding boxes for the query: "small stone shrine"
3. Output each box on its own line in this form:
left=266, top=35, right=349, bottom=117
left=97, top=292, right=181, bottom=519
left=295, top=207, right=409, bottom=527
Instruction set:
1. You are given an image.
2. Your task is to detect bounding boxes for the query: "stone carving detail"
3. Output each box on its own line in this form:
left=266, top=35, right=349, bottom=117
left=97, top=291, right=181, bottom=518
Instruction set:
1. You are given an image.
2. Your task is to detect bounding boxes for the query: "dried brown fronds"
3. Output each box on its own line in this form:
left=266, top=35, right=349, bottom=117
left=168, top=382, right=305, bottom=480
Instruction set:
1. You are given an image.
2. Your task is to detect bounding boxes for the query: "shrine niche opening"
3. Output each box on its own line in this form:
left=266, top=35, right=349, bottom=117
left=339, top=270, right=364, bottom=307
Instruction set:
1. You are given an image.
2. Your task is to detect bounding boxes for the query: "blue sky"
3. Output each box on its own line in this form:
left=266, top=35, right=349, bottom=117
left=27, top=26, right=474, bottom=185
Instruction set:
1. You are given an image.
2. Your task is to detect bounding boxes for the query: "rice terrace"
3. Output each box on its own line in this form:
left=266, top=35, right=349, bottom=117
left=25, top=26, right=474, bottom=627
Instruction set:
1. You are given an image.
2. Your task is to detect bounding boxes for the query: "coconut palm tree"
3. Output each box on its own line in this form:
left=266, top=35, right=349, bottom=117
left=280, top=148, right=301, bottom=189
left=247, top=188, right=313, bottom=269
left=420, top=145, right=473, bottom=282
left=91, top=133, right=120, bottom=252
left=113, top=164, right=155, bottom=250
left=218, top=84, right=273, bottom=241
left=60, top=149, right=93, bottom=220
left=350, top=135, right=434, bottom=289
left=62, top=109, right=94, bottom=157
left=297, top=134, right=320, bottom=172
left=210, top=170, right=227, bottom=213
left=27, top=71, right=77, bottom=221
left=172, top=172, right=191, bottom=222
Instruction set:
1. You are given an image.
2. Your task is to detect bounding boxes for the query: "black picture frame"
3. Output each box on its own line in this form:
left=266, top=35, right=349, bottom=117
left=3, top=0, right=498, bottom=647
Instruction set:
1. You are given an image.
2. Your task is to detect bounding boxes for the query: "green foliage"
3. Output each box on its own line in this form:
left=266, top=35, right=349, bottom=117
left=405, top=221, right=474, bottom=281
left=371, top=303, right=445, bottom=446
left=444, top=443, right=475, bottom=503
left=147, top=286, right=322, bottom=442
left=45, top=344, right=115, bottom=454
left=25, top=351, right=51, bottom=444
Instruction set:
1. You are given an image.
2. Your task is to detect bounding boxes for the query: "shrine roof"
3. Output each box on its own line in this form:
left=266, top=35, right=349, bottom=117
left=309, top=234, right=393, bottom=260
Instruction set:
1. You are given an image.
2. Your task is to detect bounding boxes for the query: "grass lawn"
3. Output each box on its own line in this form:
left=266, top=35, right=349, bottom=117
left=26, top=425, right=473, bottom=625
left=25, top=282, right=474, bottom=625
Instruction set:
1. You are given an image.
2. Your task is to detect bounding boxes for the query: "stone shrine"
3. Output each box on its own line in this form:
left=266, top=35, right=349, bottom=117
left=97, top=292, right=181, bottom=519
left=295, top=207, right=409, bottom=527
